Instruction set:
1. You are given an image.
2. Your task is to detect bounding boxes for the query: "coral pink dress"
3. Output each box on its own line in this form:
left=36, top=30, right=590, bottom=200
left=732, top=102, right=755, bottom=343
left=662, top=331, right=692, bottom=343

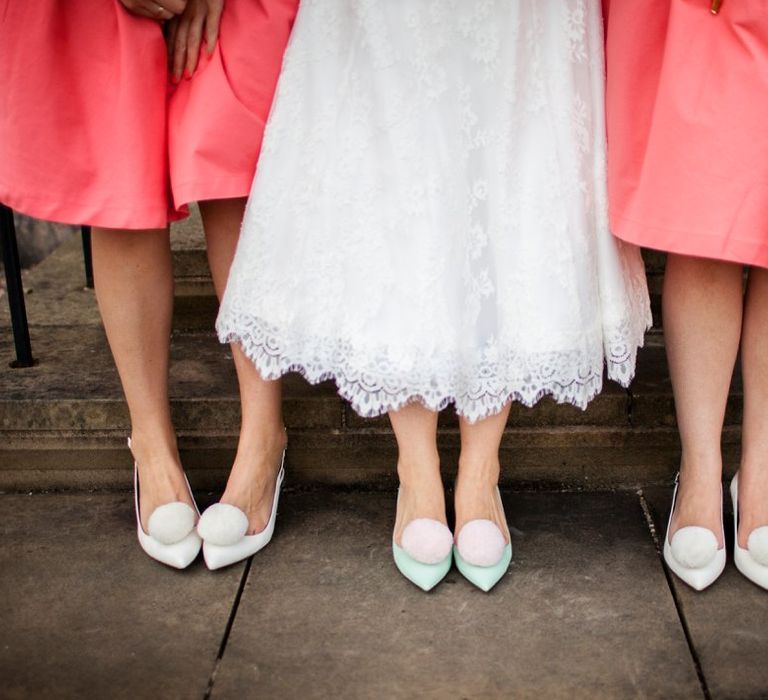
left=0, top=1, right=297, bottom=230
left=604, top=0, right=768, bottom=268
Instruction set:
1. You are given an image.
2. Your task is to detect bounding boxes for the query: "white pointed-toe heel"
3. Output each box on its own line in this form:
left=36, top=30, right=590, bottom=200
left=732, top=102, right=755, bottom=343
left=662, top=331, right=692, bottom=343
left=731, top=473, right=768, bottom=591
left=663, top=473, right=725, bottom=591
left=130, top=440, right=201, bottom=569
left=198, top=451, right=285, bottom=571
left=453, top=488, right=512, bottom=592
left=392, top=490, right=453, bottom=591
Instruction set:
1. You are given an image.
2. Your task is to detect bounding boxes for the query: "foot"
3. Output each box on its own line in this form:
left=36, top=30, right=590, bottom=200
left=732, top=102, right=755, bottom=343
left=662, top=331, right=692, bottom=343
left=130, top=433, right=196, bottom=535
left=669, top=467, right=724, bottom=549
left=736, top=464, right=768, bottom=558
left=453, top=459, right=509, bottom=553
left=393, top=457, right=450, bottom=557
left=217, top=429, right=287, bottom=536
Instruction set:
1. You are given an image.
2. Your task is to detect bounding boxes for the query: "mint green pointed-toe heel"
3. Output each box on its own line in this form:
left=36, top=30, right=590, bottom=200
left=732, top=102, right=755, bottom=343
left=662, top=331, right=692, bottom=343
left=392, top=540, right=453, bottom=591
left=392, top=489, right=453, bottom=591
left=454, top=488, right=512, bottom=591
left=453, top=541, right=512, bottom=592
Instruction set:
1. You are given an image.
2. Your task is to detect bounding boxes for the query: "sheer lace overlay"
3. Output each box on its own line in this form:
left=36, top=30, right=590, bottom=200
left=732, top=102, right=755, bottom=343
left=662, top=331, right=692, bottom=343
left=217, top=0, right=651, bottom=423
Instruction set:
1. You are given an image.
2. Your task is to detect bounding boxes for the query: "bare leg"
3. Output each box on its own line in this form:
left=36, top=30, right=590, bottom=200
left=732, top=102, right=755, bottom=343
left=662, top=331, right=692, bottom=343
left=198, top=198, right=286, bottom=534
left=737, top=266, right=768, bottom=546
left=389, top=404, right=446, bottom=544
left=92, top=227, right=193, bottom=530
left=664, top=254, right=743, bottom=545
left=454, top=405, right=511, bottom=537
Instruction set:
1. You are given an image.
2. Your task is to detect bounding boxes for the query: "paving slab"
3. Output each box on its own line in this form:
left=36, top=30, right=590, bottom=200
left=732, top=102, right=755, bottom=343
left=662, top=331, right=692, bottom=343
left=0, top=492, right=244, bottom=700
left=212, top=490, right=701, bottom=699
left=644, top=487, right=768, bottom=700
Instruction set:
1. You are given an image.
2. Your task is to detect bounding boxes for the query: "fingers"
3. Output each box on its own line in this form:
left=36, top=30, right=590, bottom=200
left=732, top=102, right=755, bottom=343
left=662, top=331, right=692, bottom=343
left=204, top=1, right=224, bottom=56
left=185, top=13, right=205, bottom=77
left=160, top=0, right=188, bottom=15
left=119, top=0, right=185, bottom=21
left=172, top=15, right=190, bottom=81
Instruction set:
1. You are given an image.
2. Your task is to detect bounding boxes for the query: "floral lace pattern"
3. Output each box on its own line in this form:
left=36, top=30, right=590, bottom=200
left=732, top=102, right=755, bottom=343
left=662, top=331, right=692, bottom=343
left=217, top=0, right=651, bottom=423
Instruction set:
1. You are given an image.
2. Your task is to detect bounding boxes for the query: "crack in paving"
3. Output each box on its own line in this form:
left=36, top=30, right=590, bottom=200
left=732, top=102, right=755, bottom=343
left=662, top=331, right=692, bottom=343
left=203, top=557, right=254, bottom=700
left=638, top=491, right=711, bottom=700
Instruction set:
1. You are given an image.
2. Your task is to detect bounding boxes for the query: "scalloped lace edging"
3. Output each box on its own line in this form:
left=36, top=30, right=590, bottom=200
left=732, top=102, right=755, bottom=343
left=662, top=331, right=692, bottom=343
left=217, top=315, right=649, bottom=424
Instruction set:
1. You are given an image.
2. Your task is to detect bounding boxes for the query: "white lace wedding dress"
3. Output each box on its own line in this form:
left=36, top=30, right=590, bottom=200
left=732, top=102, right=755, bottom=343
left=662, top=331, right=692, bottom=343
left=217, top=0, right=651, bottom=422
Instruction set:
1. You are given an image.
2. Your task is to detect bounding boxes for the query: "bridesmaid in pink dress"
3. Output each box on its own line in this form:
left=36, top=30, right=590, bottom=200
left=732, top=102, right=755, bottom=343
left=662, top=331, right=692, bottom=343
left=0, top=0, right=298, bottom=569
left=605, top=0, right=768, bottom=590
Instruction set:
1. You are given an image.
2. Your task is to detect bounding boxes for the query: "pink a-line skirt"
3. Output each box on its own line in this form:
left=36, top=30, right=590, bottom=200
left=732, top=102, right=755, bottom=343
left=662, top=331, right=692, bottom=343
left=0, top=0, right=297, bottom=230
left=604, top=0, right=768, bottom=268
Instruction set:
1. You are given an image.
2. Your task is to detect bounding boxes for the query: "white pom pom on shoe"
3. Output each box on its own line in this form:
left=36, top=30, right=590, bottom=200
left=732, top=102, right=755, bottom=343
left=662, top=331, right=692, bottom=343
left=197, top=503, right=249, bottom=546
left=747, top=526, right=768, bottom=566
left=147, top=502, right=197, bottom=545
left=670, top=526, right=718, bottom=569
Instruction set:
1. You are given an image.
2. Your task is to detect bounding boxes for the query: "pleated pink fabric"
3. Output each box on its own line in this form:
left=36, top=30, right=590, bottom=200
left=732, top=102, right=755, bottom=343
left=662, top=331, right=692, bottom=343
left=605, top=0, right=768, bottom=268
left=169, top=0, right=297, bottom=210
left=0, top=0, right=298, bottom=230
left=0, top=2, right=171, bottom=229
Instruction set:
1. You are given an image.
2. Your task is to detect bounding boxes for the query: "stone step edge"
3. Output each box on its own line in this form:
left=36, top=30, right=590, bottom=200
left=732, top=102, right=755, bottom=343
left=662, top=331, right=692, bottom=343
left=0, top=426, right=742, bottom=491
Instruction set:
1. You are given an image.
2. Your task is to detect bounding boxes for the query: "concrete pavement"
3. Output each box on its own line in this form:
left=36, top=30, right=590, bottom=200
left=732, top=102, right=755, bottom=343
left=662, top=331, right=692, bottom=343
left=2, top=486, right=766, bottom=699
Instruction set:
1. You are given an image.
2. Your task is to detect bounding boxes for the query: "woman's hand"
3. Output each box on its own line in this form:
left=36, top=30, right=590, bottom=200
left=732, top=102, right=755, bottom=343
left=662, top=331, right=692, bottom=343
left=119, top=0, right=187, bottom=22
left=166, top=0, right=224, bottom=82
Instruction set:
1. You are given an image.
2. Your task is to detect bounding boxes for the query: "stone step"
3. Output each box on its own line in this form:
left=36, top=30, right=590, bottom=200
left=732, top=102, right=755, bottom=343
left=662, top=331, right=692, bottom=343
left=0, top=322, right=741, bottom=491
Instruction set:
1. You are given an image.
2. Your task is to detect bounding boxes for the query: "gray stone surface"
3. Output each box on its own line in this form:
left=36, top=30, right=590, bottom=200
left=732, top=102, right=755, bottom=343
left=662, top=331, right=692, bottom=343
left=0, top=210, right=211, bottom=331
left=644, top=487, right=768, bottom=700
left=3, top=325, right=703, bottom=490
left=4, top=488, right=764, bottom=698
left=0, top=492, right=244, bottom=699
left=213, top=490, right=701, bottom=699
left=0, top=220, right=740, bottom=489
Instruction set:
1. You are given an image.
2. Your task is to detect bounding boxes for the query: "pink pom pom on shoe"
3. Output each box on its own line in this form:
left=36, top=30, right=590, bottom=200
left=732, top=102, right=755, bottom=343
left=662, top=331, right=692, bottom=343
left=456, top=520, right=507, bottom=567
left=401, top=518, right=453, bottom=564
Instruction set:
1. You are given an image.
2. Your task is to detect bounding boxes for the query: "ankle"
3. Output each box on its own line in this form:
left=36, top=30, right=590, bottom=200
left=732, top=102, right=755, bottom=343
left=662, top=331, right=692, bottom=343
left=236, top=422, right=287, bottom=457
left=679, top=451, right=723, bottom=484
left=397, top=454, right=442, bottom=490
left=129, top=428, right=179, bottom=465
left=456, top=456, right=500, bottom=490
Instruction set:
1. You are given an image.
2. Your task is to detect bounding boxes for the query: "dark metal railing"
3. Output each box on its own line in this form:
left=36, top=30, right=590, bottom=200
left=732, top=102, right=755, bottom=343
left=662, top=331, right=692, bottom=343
left=0, top=203, right=33, bottom=367
left=1, top=203, right=93, bottom=367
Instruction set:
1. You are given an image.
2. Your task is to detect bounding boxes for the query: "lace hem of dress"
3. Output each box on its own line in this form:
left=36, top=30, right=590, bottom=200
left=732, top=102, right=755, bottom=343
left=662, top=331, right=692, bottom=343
left=218, top=314, right=649, bottom=423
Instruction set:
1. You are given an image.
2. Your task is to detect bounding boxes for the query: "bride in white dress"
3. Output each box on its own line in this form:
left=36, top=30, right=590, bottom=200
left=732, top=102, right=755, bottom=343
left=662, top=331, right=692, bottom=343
left=218, top=0, right=651, bottom=591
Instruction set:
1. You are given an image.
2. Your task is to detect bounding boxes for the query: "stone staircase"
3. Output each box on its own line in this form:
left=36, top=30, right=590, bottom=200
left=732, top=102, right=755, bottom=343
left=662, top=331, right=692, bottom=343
left=0, top=210, right=742, bottom=492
